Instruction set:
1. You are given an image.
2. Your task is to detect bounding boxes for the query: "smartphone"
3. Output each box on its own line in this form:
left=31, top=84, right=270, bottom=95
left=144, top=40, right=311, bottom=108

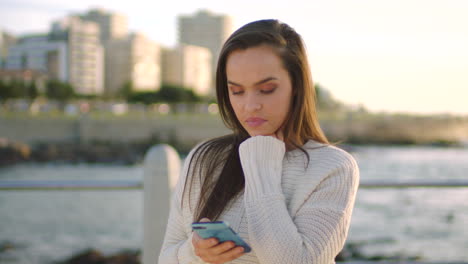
left=191, top=221, right=251, bottom=253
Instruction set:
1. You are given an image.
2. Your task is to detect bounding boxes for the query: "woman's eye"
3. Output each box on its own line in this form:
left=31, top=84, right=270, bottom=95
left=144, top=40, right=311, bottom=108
left=231, top=90, right=244, bottom=95
left=261, top=87, right=276, bottom=94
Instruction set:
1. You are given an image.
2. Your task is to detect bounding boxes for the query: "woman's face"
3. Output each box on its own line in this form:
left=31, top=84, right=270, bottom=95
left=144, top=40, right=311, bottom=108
left=226, top=45, right=293, bottom=139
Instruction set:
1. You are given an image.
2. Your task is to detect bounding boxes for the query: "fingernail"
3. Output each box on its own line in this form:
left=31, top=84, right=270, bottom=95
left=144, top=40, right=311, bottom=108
left=225, top=242, right=234, bottom=249
left=237, top=247, right=244, bottom=253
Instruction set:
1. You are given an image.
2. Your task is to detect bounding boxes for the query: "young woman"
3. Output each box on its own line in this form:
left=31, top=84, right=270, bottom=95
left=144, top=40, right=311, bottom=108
left=159, top=19, right=359, bottom=264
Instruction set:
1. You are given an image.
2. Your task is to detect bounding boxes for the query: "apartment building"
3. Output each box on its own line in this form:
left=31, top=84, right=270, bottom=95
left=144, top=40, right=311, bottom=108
left=178, top=10, right=233, bottom=77
left=6, top=34, right=68, bottom=81
left=80, top=8, right=128, bottom=43
left=50, top=16, right=104, bottom=95
left=105, top=32, right=160, bottom=95
left=0, top=30, right=17, bottom=69
left=162, top=44, right=211, bottom=96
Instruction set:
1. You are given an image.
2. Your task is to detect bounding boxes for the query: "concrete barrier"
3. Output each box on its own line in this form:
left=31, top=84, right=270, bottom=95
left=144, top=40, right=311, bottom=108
left=143, top=144, right=181, bottom=264
left=0, top=115, right=230, bottom=144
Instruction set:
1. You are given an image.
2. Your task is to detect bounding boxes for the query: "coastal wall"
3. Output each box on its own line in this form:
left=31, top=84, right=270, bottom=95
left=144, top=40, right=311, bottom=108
left=0, top=115, right=231, bottom=145
left=1, top=114, right=468, bottom=145
left=321, top=116, right=468, bottom=144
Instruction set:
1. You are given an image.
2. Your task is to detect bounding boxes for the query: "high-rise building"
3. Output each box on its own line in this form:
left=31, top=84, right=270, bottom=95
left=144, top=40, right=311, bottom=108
left=80, top=8, right=128, bottom=43
left=162, top=44, right=212, bottom=96
left=50, top=16, right=104, bottom=95
left=105, top=32, right=160, bottom=95
left=0, top=30, right=17, bottom=69
left=80, top=8, right=135, bottom=95
left=178, top=10, right=233, bottom=76
left=6, top=34, right=68, bottom=81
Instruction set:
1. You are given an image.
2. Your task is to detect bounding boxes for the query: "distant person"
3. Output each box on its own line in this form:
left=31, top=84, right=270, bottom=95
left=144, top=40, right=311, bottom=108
left=159, top=19, right=359, bottom=264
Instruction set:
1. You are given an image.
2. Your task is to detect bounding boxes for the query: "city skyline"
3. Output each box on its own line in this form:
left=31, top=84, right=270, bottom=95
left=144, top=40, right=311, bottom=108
left=1, top=0, right=467, bottom=115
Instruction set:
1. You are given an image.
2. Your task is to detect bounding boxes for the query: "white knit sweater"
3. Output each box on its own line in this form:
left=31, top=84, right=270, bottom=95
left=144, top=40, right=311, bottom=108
left=159, top=136, right=360, bottom=264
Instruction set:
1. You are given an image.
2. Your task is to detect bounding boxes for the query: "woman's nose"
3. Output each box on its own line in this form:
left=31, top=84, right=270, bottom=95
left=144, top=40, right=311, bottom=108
left=244, top=95, right=262, bottom=112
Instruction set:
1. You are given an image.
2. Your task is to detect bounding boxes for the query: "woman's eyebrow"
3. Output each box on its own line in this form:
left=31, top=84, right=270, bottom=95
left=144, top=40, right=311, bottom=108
left=227, top=77, right=278, bottom=87
left=254, top=77, right=277, bottom=86
left=227, top=80, right=242, bottom=87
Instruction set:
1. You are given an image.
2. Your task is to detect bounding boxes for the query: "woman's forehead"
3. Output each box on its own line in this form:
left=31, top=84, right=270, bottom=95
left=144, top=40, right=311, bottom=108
left=226, top=46, right=286, bottom=81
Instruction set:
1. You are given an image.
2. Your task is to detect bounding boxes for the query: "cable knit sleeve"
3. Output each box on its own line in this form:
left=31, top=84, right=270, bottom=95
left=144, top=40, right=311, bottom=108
left=158, top=147, right=206, bottom=264
left=239, top=136, right=360, bottom=264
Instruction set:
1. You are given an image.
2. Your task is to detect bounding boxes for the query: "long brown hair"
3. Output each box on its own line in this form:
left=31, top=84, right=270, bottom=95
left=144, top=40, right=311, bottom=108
left=183, top=19, right=329, bottom=221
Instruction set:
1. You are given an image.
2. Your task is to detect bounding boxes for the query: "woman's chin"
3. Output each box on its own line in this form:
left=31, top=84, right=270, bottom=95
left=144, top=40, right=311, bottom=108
left=247, top=132, right=273, bottom=137
left=245, top=130, right=284, bottom=141
left=246, top=130, right=264, bottom=137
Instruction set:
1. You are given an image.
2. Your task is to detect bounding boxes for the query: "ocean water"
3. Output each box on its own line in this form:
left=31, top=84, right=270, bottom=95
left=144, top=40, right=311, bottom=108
left=349, top=145, right=468, bottom=261
left=0, top=145, right=468, bottom=263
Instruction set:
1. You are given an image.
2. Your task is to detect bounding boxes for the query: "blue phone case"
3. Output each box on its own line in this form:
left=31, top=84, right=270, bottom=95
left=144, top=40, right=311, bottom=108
left=191, top=221, right=251, bottom=253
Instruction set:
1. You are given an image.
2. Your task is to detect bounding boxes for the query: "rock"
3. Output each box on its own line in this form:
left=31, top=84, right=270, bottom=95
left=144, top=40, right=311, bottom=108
left=0, top=138, right=31, bottom=166
left=57, top=248, right=141, bottom=264
left=336, top=241, right=424, bottom=262
left=0, top=240, right=19, bottom=253
left=59, top=249, right=103, bottom=264
left=105, top=250, right=140, bottom=264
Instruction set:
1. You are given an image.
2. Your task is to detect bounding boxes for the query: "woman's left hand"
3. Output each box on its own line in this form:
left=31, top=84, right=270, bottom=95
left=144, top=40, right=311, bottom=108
left=192, top=218, right=245, bottom=264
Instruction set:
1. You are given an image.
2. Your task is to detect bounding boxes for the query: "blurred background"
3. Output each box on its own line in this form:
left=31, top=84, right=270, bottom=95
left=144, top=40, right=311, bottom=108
left=0, top=0, right=467, bottom=263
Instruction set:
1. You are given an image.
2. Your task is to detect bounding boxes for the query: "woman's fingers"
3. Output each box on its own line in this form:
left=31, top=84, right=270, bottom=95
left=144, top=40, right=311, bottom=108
left=222, top=246, right=245, bottom=260
left=209, top=241, right=236, bottom=255
left=192, top=217, right=245, bottom=263
left=197, top=242, right=245, bottom=264
left=194, top=237, right=218, bottom=249
left=210, top=246, right=245, bottom=264
left=192, top=217, right=212, bottom=248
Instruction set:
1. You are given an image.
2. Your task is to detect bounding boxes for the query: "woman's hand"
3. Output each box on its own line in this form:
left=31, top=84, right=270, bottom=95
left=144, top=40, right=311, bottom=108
left=192, top=218, right=245, bottom=264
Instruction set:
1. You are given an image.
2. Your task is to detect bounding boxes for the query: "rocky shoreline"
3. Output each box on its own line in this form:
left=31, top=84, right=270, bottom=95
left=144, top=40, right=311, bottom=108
left=0, top=237, right=424, bottom=263
left=0, top=136, right=463, bottom=168
left=0, top=138, right=366, bottom=167
left=0, top=137, right=197, bottom=167
left=0, top=140, right=145, bottom=166
left=51, top=241, right=423, bottom=264
left=55, top=249, right=140, bottom=264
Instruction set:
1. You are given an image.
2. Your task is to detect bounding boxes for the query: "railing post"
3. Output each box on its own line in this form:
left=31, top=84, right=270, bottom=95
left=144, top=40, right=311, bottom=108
left=143, top=144, right=181, bottom=264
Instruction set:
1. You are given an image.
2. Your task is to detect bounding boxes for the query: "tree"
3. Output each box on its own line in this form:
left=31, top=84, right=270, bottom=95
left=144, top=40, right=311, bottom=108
left=0, top=79, right=42, bottom=100
left=9, top=79, right=28, bottom=98
left=314, top=83, right=343, bottom=111
left=27, top=82, right=39, bottom=99
left=125, top=84, right=203, bottom=105
left=0, top=80, right=11, bottom=99
left=127, top=91, right=159, bottom=105
left=156, top=85, right=183, bottom=103
left=119, top=81, right=133, bottom=98
left=0, top=79, right=26, bottom=99
left=157, top=84, right=202, bottom=103
left=46, top=80, right=75, bottom=101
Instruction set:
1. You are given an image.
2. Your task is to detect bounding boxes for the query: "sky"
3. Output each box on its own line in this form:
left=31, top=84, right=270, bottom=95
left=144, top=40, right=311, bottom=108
left=1, top=0, right=467, bottom=115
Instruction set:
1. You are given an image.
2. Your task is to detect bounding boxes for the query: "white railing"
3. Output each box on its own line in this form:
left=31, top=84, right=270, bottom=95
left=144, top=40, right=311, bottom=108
left=0, top=144, right=181, bottom=264
left=4, top=178, right=468, bottom=190
left=1, top=144, right=468, bottom=264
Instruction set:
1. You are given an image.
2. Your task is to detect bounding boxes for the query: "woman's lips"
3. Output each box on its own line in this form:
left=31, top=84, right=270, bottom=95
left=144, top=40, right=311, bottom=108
left=245, top=117, right=266, bottom=127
